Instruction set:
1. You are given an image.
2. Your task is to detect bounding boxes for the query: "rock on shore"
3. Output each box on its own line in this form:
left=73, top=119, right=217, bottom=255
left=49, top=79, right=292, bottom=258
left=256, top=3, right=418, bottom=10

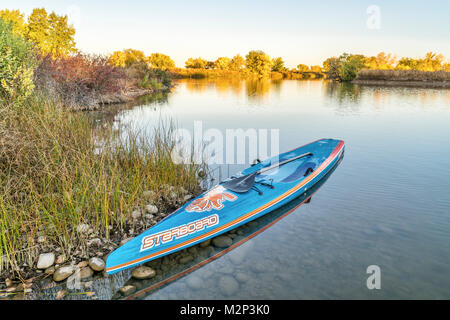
left=53, top=266, right=74, bottom=282
left=88, top=257, right=105, bottom=272
left=37, top=253, right=55, bottom=269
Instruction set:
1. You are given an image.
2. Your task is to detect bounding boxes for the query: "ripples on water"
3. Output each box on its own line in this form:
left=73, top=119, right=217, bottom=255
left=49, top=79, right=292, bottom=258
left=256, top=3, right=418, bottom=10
left=71, top=79, right=450, bottom=299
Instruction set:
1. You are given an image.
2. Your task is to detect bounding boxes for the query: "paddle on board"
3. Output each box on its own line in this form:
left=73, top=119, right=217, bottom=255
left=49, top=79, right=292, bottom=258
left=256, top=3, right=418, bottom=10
left=221, top=152, right=313, bottom=193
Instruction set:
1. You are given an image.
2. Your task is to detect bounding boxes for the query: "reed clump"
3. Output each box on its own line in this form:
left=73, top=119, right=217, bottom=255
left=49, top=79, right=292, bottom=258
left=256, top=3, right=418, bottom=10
left=355, top=69, right=450, bottom=82
left=0, top=93, right=203, bottom=276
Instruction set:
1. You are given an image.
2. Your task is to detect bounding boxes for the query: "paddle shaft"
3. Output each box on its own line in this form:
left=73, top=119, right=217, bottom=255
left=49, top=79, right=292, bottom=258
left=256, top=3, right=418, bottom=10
left=221, top=152, right=313, bottom=193
left=257, top=152, right=313, bottom=175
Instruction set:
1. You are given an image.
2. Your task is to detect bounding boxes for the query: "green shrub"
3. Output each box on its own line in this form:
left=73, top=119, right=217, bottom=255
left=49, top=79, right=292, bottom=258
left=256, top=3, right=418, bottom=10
left=150, top=79, right=162, bottom=90
left=0, top=18, right=36, bottom=103
left=339, top=54, right=366, bottom=81
left=152, top=68, right=171, bottom=87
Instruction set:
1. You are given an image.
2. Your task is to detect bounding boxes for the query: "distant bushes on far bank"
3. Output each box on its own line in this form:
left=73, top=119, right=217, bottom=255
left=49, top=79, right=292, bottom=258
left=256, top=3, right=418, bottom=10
left=323, top=52, right=450, bottom=82
left=169, top=68, right=323, bottom=80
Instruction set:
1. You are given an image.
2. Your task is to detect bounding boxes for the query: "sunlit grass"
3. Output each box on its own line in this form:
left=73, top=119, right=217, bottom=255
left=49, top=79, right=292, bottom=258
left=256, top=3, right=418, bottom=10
left=0, top=92, right=203, bottom=275
left=355, top=69, right=450, bottom=82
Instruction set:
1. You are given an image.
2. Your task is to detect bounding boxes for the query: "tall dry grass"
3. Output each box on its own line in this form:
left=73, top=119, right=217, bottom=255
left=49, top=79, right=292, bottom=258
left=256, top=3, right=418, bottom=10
left=355, top=69, right=450, bottom=82
left=0, top=92, right=203, bottom=276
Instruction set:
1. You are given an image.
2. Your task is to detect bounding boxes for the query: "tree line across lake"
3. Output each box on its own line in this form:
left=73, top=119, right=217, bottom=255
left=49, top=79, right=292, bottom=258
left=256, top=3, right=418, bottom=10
left=109, top=49, right=450, bottom=80
left=1, top=7, right=450, bottom=103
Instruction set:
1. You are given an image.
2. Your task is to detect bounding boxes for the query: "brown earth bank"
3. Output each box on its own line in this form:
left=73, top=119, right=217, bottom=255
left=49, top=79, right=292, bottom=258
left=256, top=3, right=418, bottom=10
left=73, top=84, right=172, bottom=111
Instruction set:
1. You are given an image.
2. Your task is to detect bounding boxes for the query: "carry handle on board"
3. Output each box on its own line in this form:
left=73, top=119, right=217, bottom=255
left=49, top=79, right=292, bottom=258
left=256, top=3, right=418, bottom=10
left=221, top=152, right=313, bottom=193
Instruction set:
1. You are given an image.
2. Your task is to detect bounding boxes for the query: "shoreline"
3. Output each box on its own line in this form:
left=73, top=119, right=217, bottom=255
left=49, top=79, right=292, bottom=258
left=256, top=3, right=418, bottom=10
left=72, top=84, right=173, bottom=111
left=0, top=78, right=197, bottom=299
left=0, top=188, right=201, bottom=299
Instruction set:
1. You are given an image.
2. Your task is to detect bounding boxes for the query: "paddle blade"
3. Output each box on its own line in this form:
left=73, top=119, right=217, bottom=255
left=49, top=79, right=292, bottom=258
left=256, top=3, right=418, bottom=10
left=221, top=172, right=258, bottom=193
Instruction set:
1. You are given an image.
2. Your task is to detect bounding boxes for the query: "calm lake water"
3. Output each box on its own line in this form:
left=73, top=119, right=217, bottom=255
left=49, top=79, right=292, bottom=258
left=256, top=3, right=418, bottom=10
left=88, top=79, right=450, bottom=299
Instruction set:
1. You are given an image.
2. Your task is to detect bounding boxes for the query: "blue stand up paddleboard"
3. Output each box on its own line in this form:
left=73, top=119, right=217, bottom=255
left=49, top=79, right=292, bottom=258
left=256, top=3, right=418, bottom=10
left=105, top=138, right=345, bottom=274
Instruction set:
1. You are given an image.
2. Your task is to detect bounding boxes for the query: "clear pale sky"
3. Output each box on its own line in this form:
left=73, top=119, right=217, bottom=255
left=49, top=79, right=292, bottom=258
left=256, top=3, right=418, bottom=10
left=2, top=0, right=449, bottom=68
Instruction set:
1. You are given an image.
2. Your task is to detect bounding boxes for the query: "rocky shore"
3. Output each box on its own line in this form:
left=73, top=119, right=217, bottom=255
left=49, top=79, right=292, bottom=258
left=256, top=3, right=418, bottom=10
left=0, top=186, right=197, bottom=300
left=0, top=217, right=259, bottom=300
left=113, top=219, right=262, bottom=300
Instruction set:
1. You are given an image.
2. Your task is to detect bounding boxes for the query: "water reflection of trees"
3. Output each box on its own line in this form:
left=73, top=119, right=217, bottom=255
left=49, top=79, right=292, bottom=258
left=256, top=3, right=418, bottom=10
left=181, top=78, right=281, bottom=102
left=245, top=79, right=271, bottom=102
left=270, top=79, right=283, bottom=97
left=324, top=80, right=450, bottom=111
left=323, top=80, right=362, bottom=105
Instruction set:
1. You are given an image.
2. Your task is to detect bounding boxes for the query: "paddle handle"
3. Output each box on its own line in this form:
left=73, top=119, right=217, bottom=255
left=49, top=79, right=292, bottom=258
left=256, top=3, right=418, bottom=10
left=257, top=152, right=313, bottom=174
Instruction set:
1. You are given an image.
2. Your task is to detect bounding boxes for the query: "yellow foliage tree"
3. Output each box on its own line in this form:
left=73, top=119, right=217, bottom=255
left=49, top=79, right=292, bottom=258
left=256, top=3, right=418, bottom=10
left=46, top=12, right=76, bottom=58
left=214, top=57, right=231, bottom=70
left=148, top=53, right=175, bottom=70
left=296, top=64, right=309, bottom=72
left=0, top=9, right=27, bottom=37
left=245, top=50, right=272, bottom=78
left=271, top=57, right=285, bottom=72
left=185, top=57, right=208, bottom=69
left=26, top=8, right=50, bottom=47
left=229, top=54, right=245, bottom=71
left=365, top=52, right=396, bottom=70
left=443, top=63, right=450, bottom=72
left=109, top=49, right=147, bottom=68
left=26, top=8, right=76, bottom=58
left=422, top=52, right=444, bottom=71
left=310, top=65, right=322, bottom=73
left=396, top=52, right=444, bottom=71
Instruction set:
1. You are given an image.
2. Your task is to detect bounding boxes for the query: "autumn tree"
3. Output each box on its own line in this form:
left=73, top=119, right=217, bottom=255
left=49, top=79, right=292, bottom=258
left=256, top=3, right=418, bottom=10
left=0, top=9, right=27, bottom=37
left=214, top=57, right=231, bottom=70
left=422, top=52, right=444, bottom=71
left=322, top=57, right=342, bottom=79
left=444, top=63, right=450, bottom=72
left=271, top=57, right=285, bottom=72
left=109, top=49, right=147, bottom=68
left=26, top=8, right=76, bottom=58
left=185, top=57, right=208, bottom=69
left=26, top=8, right=50, bottom=48
left=310, top=65, right=322, bottom=73
left=245, top=50, right=272, bottom=77
left=46, top=12, right=76, bottom=58
left=229, top=54, right=245, bottom=71
left=148, top=53, right=175, bottom=70
left=395, top=57, right=420, bottom=70
left=395, top=52, right=444, bottom=71
left=296, top=64, right=309, bottom=72
left=365, top=52, right=396, bottom=70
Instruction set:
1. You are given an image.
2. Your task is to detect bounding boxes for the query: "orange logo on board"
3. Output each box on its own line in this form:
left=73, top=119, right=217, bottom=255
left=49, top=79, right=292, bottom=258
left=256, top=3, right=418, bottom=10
left=186, top=186, right=237, bottom=212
